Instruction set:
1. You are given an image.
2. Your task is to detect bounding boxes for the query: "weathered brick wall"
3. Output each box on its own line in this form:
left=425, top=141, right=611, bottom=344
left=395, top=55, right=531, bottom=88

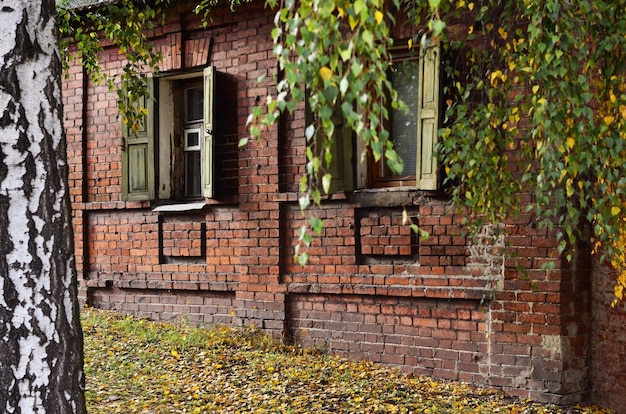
left=286, top=294, right=488, bottom=384
left=61, top=0, right=619, bottom=408
left=590, top=262, right=626, bottom=411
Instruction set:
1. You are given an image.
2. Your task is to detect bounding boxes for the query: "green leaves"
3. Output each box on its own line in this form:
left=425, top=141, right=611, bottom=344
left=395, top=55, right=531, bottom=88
left=245, top=0, right=402, bottom=264
left=58, top=0, right=166, bottom=133
left=433, top=0, right=626, bottom=297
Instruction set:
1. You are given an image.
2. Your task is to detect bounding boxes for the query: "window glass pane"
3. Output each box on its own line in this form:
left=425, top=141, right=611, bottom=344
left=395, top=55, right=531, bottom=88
left=185, top=130, right=200, bottom=149
left=390, top=60, right=419, bottom=177
left=184, top=151, right=201, bottom=197
left=186, top=87, right=204, bottom=123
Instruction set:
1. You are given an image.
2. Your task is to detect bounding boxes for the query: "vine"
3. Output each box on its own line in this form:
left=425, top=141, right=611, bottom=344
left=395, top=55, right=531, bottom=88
left=57, top=0, right=168, bottom=132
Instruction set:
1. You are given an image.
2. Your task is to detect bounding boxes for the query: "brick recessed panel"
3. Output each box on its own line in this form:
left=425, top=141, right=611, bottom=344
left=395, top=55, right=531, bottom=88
left=160, top=215, right=206, bottom=259
left=357, top=208, right=418, bottom=261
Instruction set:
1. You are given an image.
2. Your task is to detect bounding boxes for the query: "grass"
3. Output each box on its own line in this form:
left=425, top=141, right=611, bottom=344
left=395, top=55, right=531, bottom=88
left=82, top=308, right=614, bottom=414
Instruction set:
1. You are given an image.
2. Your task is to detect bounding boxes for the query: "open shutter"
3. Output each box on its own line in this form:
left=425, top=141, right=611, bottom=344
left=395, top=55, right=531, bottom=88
left=122, top=79, right=155, bottom=201
left=202, top=66, right=215, bottom=198
left=416, top=44, right=441, bottom=190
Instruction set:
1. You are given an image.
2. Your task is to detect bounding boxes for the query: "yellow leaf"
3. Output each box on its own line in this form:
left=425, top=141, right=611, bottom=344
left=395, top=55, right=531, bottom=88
left=337, top=6, right=345, bottom=18
left=498, top=27, right=508, bottom=40
left=319, top=66, right=332, bottom=81
left=566, top=137, right=575, bottom=149
left=615, top=284, right=624, bottom=300
left=375, top=10, right=383, bottom=24
left=171, top=350, right=180, bottom=358
left=620, top=105, right=626, bottom=119
left=349, top=15, right=358, bottom=30
left=468, top=25, right=473, bottom=35
left=490, top=70, right=502, bottom=87
left=610, top=92, right=617, bottom=103
left=408, top=38, right=413, bottom=49
left=604, top=115, right=615, bottom=126
left=532, top=85, right=539, bottom=94
left=468, top=2, right=474, bottom=11
left=612, top=206, right=621, bottom=216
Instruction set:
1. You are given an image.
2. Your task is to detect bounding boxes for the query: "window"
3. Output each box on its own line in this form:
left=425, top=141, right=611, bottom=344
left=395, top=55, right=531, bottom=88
left=353, top=44, right=441, bottom=190
left=304, top=96, right=355, bottom=194
left=122, top=66, right=215, bottom=201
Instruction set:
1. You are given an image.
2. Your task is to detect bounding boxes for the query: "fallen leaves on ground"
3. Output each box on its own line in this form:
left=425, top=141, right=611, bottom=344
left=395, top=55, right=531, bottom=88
left=82, top=308, right=613, bottom=414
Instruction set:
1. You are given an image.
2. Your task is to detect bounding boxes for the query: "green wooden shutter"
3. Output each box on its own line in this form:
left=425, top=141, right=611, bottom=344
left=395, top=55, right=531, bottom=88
left=416, top=44, right=441, bottom=190
left=122, top=79, right=155, bottom=201
left=202, top=66, right=215, bottom=198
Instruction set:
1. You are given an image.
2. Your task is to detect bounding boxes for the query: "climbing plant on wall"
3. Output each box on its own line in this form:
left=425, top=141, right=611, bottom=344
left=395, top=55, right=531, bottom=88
left=57, top=0, right=167, bottom=132
left=244, top=0, right=626, bottom=301
left=424, top=0, right=626, bottom=305
left=59, top=0, right=626, bottom=302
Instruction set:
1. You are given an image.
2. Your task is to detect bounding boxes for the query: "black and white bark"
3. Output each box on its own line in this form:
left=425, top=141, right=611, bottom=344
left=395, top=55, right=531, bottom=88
left=0, top=1, right=86, bottom=413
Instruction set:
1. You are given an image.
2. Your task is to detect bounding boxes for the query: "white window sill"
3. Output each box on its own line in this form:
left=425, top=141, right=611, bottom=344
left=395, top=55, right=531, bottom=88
left=152, top=201, right=206, bottom=213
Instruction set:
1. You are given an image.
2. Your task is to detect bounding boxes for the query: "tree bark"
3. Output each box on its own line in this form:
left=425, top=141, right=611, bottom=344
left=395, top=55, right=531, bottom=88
left=0, top=1, right=86, bottom=413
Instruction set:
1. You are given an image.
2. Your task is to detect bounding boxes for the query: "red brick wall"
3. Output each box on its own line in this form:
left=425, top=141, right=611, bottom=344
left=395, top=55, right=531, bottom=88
left=61, top=0, right=620, bottom=408
left=590, top=262, right=626, bottom=411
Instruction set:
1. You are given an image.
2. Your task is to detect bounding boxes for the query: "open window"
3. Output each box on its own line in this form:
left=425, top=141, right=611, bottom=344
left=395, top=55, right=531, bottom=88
left=355, top=43, right=441, bottom=190
left=122, top=66, right=235, bottom=203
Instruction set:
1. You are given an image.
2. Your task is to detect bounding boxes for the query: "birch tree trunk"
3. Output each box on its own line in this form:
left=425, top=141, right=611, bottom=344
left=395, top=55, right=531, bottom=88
left=0, top=1, right=86, bottom=413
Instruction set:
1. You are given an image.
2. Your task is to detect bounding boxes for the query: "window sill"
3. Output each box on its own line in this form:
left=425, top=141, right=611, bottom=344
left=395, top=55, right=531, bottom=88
left=151, top=195, right=239, bottom=213
left=152, top=201, right=207, bottom=213
left=350, top=187, right=448, bottom=207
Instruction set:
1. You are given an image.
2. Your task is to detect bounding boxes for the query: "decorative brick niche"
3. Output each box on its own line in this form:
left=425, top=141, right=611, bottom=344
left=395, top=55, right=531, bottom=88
left=159, top=215, right=206, bottom=263
left=356, top=207, right=419, bottom=264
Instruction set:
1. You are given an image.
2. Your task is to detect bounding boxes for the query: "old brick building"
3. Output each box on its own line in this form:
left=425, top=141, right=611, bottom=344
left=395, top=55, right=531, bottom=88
left=61, top=0, right=626, bottom=410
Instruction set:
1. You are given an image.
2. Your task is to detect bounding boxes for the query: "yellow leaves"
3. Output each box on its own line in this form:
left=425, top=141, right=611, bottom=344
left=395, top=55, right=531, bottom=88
left=612, top=206, right=621, bottom=216
left=604, top=115, right=615, bottom=126
left=490, top=70, right=506, bottom=87
left=566, top=137, right=575, bottom=149
left=508, top=60, right=516, bottom=71
left=337, top=6, right=345, bottom=18
left=82, top=308, right=612, bottom=413
left=319, top=66, right=332, bottom=81
left=498, top=27, right=508, bottom=40
left=374, top=10, right=383, bottom=24
left=349, top=15, right=358, bottom=30
left=171, top=349, right=181, bottom=359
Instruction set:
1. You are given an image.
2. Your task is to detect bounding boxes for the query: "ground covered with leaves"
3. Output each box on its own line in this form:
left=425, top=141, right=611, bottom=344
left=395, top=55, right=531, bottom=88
left=83, top=308, right=612, bottom=414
